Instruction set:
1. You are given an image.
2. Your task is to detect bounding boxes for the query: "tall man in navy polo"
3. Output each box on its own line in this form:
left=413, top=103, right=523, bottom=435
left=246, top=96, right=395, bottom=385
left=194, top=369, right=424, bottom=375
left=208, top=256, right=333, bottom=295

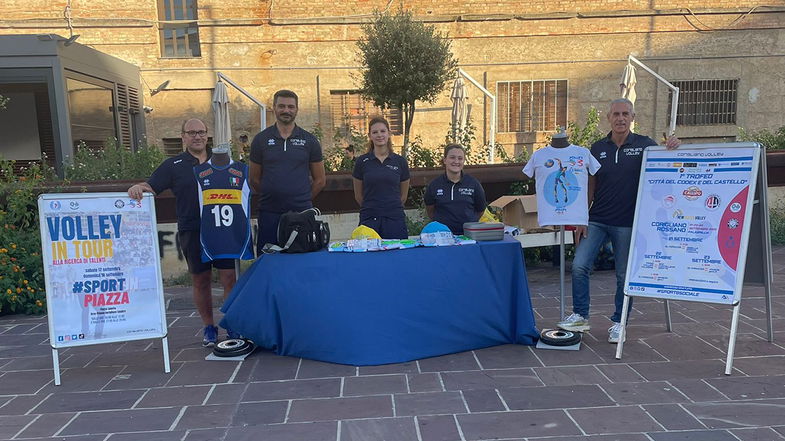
left=557, top=98, right=679, bottom=343
left=249, top=90, right=326, bottom=253
left=128, top=118, right=237, bottom=347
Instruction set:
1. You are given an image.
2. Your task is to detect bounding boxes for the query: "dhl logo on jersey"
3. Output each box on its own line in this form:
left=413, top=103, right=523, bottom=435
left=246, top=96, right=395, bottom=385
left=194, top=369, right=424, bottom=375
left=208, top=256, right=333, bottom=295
left=202, top=189, right=242, bottom=204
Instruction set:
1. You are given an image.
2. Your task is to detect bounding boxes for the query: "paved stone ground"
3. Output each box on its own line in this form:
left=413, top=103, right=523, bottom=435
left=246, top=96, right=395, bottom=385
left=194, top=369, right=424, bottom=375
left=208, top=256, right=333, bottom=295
left=1, top=246, right=783, bottom=441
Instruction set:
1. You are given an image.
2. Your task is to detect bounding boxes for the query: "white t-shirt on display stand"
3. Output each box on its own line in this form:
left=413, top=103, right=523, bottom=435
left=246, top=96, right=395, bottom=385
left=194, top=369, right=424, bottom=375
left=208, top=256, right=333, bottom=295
left=522, top=144, right=601, bottom=227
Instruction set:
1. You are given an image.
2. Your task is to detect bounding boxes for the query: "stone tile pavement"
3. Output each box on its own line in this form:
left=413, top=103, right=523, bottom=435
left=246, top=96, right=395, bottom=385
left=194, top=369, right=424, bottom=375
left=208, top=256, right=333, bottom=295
left=1, top=246, right=783, bottom=441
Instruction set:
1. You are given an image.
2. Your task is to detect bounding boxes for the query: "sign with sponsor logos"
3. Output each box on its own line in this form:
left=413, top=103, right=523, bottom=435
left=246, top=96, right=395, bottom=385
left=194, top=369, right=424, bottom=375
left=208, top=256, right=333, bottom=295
left=625, top=144, right=761, bottom=305
left=38, top=192, right=167, bottom=349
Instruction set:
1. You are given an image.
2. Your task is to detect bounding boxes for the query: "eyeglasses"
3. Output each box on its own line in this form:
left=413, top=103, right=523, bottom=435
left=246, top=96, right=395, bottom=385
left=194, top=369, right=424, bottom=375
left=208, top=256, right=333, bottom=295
left=183, top=130, right=208, bottom=137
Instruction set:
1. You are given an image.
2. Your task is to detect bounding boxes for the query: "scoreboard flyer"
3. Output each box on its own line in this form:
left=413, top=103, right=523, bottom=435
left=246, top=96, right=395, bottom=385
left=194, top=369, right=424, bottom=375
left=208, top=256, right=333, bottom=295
left=625, top=145, right=759, bottom=304
left=38, top=193, right=166, bottom=348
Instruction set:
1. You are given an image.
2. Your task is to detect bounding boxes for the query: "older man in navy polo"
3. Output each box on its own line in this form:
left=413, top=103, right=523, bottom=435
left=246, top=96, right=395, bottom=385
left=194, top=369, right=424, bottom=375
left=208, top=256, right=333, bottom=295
left=557, top=98, right=679, bottom=343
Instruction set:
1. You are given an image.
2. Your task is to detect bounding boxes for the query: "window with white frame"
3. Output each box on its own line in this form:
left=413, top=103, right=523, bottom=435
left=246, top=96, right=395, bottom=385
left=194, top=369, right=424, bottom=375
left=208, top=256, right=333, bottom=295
left=497, top=80, right=567, bottom=133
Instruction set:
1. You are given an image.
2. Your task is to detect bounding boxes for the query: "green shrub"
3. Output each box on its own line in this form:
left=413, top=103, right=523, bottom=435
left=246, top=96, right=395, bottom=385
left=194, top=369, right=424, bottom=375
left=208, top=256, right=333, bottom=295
left=406, top=118, right=519, bottom=168
left=0, top=228, right=45, bottom=315
left=446, top=119, right=483, bottom=165
left=455, top=120, right=520, bottom=165
left=322, top=124, right=366, bottom=172
left=0, top=158, right=55, bottom=315
left=523, top=246, right=552, bottom=267
left=466, top=140, right=517, bottom=165
left=445, top=118, right=521, bottom=165
left=405, top=187, right=429, bottom=236
left=738, top=126, right=785, bottom=150
left=509, top=180, right=535, bottom=196
left=64, top=138, right=166, bottom=180
left=407, top=135, right=440, bottom=168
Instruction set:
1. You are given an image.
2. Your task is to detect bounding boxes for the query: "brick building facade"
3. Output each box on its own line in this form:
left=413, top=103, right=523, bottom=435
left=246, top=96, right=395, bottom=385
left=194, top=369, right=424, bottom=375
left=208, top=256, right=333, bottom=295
left=2, top=1, right=784, bottom=160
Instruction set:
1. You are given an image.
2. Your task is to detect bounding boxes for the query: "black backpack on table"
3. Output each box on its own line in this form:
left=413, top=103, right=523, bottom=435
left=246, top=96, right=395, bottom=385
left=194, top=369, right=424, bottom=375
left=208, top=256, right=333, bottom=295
left=263, top=208, right=330, bottom=254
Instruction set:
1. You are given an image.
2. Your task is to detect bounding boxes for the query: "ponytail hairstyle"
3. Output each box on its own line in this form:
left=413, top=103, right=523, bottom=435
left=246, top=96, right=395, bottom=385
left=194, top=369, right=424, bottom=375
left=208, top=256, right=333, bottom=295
left=366, top=116, right=394, bottom=153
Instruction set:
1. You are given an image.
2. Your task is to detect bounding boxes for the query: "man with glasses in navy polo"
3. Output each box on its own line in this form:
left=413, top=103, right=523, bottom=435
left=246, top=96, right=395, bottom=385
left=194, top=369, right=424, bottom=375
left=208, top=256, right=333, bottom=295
left=128, top=118, right=236, bottom=347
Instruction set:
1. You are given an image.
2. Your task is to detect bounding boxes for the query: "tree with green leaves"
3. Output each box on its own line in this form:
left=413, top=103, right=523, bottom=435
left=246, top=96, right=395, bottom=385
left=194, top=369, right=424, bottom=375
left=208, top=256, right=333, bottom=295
left=566, top=106, right=604, bottom=148
left=0, top=94, right=8, bottom=110
left=357, top=9, right=457, bottom=157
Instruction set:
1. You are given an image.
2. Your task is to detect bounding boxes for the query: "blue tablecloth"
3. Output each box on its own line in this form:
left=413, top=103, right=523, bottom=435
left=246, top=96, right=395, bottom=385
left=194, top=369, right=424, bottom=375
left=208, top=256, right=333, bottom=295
left=220, top=237, right=539, bottom=365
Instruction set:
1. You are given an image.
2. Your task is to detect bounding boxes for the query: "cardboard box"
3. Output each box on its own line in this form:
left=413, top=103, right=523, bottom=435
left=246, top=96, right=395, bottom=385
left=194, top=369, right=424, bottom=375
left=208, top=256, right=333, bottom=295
left=489, top=195, right=542, bottom=232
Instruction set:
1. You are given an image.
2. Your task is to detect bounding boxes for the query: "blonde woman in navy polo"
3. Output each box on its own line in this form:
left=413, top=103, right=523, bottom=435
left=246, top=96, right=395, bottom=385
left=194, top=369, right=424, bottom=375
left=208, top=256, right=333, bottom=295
left=424, top=144, right=487, bottom=235
left=352, top=116, right=410, bottom=239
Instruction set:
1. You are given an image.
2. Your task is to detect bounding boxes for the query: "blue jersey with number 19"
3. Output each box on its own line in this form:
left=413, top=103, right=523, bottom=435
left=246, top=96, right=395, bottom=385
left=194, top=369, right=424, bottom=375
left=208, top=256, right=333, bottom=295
left=194, top=159, right=254, bottom=262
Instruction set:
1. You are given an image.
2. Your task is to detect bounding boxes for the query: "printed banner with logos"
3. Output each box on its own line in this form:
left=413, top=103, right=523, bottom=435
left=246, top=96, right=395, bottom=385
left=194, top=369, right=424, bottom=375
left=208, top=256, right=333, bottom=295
left=38, top=193, right=167, bottom=348
left=625, top=145, right=760, bottom=304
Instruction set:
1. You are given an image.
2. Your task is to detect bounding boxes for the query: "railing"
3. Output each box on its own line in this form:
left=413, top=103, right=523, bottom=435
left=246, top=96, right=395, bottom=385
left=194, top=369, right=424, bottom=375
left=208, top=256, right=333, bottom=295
left=41, top=151, right=785, bottom=223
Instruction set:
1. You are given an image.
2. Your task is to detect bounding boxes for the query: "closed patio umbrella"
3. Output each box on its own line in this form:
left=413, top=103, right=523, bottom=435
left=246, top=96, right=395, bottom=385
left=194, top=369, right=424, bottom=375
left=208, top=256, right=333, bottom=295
left=450, top=76, right=468, bottom=142
left=619, top=62, right=637, bottom=131
left=212, top=80, right=232, bottom=155
left=620, top=62, right=637, bottom=104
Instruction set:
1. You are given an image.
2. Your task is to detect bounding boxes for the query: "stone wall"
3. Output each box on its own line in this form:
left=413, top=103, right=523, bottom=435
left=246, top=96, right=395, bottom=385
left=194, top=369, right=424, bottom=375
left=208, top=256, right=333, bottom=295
left=2, top=1, right=784, bottom=156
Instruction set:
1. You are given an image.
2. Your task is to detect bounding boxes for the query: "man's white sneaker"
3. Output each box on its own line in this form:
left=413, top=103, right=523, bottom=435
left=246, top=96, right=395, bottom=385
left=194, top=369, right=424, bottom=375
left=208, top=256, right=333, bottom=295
left=556, top=313, right=590, bottom=332
left=608, top=322, right=626, bottom=343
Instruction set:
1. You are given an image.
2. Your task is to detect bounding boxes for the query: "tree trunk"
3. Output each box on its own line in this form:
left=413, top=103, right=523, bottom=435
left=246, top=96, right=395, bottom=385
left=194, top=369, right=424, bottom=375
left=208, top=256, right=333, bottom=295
left=402, top=102, right=416, bottom=158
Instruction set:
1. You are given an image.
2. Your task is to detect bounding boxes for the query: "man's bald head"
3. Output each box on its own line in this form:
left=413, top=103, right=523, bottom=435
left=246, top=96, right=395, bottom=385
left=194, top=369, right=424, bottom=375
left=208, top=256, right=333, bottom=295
left=181, top=119, right=209, bottom=156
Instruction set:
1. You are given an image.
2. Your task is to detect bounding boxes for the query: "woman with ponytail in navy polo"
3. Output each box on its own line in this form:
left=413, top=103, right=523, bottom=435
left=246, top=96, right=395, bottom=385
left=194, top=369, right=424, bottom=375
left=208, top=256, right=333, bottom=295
left=352, top=116, right=411, bottom=239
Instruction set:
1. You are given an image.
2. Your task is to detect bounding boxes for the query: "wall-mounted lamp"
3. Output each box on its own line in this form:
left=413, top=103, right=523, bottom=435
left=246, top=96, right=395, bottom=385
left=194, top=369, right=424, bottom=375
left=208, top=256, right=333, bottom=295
left=150, top=80, right=170, bottom=96
left=63, top=34, right=80, bottom=46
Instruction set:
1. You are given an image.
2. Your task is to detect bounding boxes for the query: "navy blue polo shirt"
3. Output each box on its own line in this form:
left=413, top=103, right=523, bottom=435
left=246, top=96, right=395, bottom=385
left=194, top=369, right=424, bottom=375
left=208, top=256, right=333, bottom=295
left=250, top=124, right=323, bottom=213
left=589, top=132, right=657, bottom=227
left=424, top=172, right=486, bottom=234
left=147, top=150, right=203, bottom=231
left=352, top=151, right=410, bottom=219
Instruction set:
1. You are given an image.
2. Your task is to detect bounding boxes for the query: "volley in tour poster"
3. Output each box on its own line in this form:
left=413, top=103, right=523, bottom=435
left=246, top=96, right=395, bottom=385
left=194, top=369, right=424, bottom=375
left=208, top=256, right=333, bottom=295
left=626, top=147, right=758, bottom=304
left=38, top=194, right=165, bottom=347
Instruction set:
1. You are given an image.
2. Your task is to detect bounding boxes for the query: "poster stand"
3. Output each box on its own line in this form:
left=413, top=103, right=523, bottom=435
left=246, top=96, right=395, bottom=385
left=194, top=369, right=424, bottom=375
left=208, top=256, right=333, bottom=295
left=39, top=193, right=171, bottom=385
left=614, top=143, right=773, bottom=375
